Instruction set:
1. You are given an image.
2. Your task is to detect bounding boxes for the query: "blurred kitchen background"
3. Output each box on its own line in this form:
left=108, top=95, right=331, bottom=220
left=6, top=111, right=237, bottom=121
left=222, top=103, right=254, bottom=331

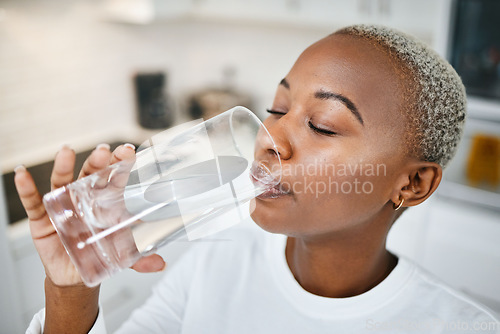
left=1, top=0, right=499, bottom=332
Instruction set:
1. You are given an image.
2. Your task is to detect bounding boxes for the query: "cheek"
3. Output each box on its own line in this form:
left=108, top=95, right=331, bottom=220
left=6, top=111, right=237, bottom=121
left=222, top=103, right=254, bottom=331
left=288, top=157, right=394, bottom=226
left=249, top=139, right=400, bottom=234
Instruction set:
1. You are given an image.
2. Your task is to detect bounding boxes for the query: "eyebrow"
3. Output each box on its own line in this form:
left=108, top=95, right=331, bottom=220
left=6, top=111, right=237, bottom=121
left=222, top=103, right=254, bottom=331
left=279, top=78, right=364, bottom=126
left=315, top=90, right=364, bottom=126
left=279, top=78, right=290, bottom=89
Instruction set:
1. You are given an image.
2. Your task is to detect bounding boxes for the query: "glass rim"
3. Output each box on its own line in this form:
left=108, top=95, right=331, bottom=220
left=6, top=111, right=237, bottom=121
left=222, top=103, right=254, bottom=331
left=226, top=106, right=282, bottom=184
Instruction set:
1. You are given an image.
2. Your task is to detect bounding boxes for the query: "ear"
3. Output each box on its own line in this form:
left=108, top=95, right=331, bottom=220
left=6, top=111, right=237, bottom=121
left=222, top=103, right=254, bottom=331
left=390, top=161, right=442, bottom=209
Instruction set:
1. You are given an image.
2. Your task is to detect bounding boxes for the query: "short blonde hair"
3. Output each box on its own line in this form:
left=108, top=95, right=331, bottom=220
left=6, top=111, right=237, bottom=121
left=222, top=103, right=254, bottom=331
left=335, top=25, right=467, bottom=168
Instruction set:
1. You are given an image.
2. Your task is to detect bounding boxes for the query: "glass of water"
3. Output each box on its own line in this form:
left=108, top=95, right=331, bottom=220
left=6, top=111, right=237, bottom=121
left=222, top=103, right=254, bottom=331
left=43, top=106, right=282, bottom=287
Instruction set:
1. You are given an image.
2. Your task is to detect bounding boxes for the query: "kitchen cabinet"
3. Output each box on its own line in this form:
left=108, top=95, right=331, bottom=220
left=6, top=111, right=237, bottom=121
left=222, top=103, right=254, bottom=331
left=7, top=225, right=45, bottom=325
left=421, top=196, right=500, bottom=311
left=387, top=195, right=500, bottom=315
left=190, top=0, right=438, bottom=38
left=0, top=177, right=24, bottom=333
left=7, top=218, right=194, bottom=331
left=106, top=0, right=439, bottom=40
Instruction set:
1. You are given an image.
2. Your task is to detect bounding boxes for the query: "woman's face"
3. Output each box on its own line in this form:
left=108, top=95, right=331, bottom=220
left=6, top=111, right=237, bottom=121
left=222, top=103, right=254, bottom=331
left=251, top=34, right=410, bottom=238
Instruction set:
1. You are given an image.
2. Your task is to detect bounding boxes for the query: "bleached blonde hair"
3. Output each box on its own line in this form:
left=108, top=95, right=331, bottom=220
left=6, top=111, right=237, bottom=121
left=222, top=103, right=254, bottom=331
left=335, top=25, right=466, bottom=168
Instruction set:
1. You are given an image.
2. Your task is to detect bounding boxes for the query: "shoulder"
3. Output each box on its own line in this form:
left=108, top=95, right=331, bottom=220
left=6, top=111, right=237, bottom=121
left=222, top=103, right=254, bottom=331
left=401, top=258, right=500, bottom=329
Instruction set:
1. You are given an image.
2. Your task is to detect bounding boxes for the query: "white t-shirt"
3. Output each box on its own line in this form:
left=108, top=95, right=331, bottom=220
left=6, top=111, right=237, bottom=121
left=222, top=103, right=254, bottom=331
left=28, top=219, right=500, bottom=333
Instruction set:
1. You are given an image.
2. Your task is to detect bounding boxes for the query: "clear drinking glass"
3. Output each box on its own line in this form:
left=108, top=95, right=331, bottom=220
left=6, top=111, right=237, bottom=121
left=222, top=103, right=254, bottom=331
left=43, top=106, right=281, bottom=287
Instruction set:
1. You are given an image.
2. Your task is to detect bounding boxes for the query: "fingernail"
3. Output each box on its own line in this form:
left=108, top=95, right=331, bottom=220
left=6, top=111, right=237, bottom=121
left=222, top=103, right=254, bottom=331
left=96, top=143, right=111, bottom=151
left=124, top=143, right=135, bottom=151
left=60, top=144, right=70, bottom=150
left=14, top=165, right=26, bottom=174
left=160, top=262, right=167, bottom=272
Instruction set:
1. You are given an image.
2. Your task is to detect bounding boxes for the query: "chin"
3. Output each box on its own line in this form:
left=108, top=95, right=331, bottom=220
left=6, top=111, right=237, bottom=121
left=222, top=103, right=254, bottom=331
left=249, top=199, right=291, bottom=235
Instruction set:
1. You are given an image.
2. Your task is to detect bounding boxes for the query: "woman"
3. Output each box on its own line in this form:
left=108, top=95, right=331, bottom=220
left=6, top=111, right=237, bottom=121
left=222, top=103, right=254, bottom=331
left=18, top=25, right=499, bottom=333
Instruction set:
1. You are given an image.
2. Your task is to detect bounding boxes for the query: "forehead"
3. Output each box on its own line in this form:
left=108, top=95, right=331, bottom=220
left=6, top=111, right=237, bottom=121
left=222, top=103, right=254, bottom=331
left=286, top=34, right=405, bottom=126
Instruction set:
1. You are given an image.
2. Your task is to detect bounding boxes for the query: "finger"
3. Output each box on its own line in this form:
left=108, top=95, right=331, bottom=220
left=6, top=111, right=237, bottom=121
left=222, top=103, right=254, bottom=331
left=131, top=254, right=166, bottom=273
left=110, top=143, right=136, bottom=165
left=14, top=166, right=55, bottom=238
left=109, top=144, right=136, bottom=188
left=78, top=143, right=112, bottom=180
left=50, top=146, right=76, bottom=190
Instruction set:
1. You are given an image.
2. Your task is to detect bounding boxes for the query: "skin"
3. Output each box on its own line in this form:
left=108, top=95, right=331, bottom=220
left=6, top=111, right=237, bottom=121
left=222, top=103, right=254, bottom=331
left=14, top=145, right=166, bottom=333
left=13, top=33, right=443, bottom=332
left=251, top=34, right=442, bottom=298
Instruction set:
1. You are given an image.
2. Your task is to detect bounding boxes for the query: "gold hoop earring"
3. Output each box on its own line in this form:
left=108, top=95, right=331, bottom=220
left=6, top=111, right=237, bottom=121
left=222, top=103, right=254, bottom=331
left=393, top=198, right=405, bottom=211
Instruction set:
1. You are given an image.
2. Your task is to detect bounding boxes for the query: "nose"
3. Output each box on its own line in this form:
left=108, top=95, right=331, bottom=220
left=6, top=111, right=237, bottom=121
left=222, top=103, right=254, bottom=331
left=256, top=116, right=293, bottom=162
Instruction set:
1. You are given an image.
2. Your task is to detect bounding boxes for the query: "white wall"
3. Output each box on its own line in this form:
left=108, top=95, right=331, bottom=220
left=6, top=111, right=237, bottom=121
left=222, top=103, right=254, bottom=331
left=0, top=0, right=331, bottom=171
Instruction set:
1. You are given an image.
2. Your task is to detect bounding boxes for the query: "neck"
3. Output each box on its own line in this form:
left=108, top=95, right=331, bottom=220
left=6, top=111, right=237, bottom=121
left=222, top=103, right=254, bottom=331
left=285, top=214, right=398, bottom=298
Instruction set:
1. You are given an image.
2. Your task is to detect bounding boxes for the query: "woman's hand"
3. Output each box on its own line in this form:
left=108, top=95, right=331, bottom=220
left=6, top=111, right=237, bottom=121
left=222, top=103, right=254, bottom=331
left=15, top=144, right=168, bottom=333
left=14, top=144, right=167, bottom=287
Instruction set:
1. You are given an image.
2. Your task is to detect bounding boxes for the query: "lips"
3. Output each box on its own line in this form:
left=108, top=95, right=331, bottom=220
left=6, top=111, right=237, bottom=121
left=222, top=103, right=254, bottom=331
left=256, top=182, right=290, bottom=199
left=250, top=161, right=279, bottom=184
left=250, top=160, right=290, bottom=199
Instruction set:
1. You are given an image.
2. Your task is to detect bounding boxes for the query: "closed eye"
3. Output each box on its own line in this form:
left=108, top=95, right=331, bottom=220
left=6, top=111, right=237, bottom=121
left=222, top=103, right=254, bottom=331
left=308, top=121, right=337, bottom=136
left=266, top=109, right=286, bottom=115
